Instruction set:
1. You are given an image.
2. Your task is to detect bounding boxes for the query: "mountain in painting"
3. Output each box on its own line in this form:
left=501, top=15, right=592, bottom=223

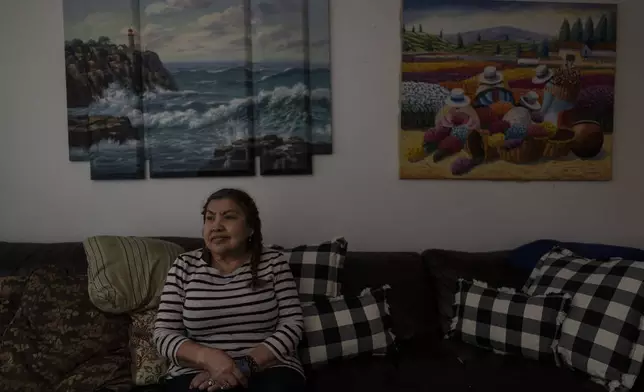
left=444, top=26, right=553, bottom=45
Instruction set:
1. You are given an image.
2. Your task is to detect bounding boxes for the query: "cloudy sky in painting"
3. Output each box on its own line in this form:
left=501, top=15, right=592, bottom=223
left=403, top=0, right=616, bottom=36
left=63, top=0, right=330, bottom=63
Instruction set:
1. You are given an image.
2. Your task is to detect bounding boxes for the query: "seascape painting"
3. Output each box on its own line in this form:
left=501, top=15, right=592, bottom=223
left=62, top=0, right=332, bottom=179
left=400, top=0, right=617, bottom=181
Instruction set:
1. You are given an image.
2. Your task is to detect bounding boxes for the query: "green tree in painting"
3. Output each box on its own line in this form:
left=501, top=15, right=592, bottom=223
left=607, top=11, right=617, bottom=43
left=559, top=18, right=571, bottom=41
left=412, top=25, right=415, bottom=32
left=530, top=42, right=538, bottom=52
left=419, top=24, right=423, bottom=32
left=477, top=33, right=482, bottom=42
left=538, top=39, right=550, bottom=58
left=584, top=17, right=595, bottom=43
left=457, top=33, right=464, bottom=48
left=97, top=36, right=112, bottom=46
left=571, top=18, right=583, bottom=42
left=439, top=29, right=443, bottom=38
left=495, top=43, right=501, bottom=55
left=596, top=14, right=608, bottom=42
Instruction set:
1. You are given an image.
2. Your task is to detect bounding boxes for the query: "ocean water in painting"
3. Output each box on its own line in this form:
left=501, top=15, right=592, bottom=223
left=63, top=0, right=332, bottom=178
left=68, top=61, right=331, bottom=176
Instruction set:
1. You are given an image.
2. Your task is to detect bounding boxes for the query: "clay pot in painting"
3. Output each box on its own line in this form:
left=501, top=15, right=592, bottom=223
left=571, top=120, right=604, bottom=159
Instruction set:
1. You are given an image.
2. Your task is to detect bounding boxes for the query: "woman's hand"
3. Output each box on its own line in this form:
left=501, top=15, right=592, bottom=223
left=190, top=371, right=217, bottom=391
left=196, top=347, right=248, bottom=389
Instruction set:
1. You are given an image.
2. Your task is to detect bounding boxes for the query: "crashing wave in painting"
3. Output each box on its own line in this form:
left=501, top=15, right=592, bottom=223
left=63, top=0, right=331, bottom=179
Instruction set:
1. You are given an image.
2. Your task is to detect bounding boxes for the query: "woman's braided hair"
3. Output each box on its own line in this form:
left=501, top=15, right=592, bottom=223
left=201, top=188, right=265, bottom=289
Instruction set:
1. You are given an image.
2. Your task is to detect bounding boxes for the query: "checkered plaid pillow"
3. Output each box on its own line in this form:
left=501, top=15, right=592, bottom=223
left=269, top=237, right=347, bottom=301
left=298, top=285, right=395, bottom=367
left=523, top=246, right=644, bottom=391
left=448, top=279, right=571, bottom=362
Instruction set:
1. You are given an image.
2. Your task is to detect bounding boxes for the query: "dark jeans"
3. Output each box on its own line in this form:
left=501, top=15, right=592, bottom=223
left=163, top=367, right=305, bottom=392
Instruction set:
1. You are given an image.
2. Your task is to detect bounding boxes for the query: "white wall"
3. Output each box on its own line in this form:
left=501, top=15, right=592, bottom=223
left=1, top=0, right=642, bottom=252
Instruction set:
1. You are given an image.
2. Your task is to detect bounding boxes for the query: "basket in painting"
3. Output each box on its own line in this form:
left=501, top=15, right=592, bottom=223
left=543, top=129, right=575, bottom=159
left=498, top=136, right=548, bottom=164
left=465, top=130, right=499, bottom=163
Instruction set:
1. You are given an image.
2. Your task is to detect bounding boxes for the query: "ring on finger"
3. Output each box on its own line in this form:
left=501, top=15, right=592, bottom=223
left=220, top=381, right=231, bottom=390
left=207, top=379, right=214, bottom=387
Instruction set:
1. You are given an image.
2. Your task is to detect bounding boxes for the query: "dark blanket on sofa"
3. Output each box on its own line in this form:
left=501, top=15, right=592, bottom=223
left=0, top=263, right=132, bottom=392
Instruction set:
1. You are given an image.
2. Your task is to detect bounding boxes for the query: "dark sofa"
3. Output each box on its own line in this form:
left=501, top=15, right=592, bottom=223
left=0, top=237, right=640, bottom=392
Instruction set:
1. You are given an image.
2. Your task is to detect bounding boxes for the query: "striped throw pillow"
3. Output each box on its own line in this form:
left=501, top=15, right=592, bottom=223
left=83, top=236, right=184, bottom=313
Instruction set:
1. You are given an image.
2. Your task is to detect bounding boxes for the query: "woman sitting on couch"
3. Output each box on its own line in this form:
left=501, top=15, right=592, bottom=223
left=153, top=188, right=305, bottom=392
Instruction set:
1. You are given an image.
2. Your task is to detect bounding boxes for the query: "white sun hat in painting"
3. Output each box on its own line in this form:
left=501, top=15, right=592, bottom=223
left=478, top=66, right=504, bottom=85
left=445, top=88, right=471, bottom=107
left=532, top=64, right=554, bottom=85
left=520, top=91, right=542, bottom=111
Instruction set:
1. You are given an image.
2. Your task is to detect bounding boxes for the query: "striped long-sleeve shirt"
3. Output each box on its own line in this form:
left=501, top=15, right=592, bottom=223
left=153, top=247, right=305, bottom=379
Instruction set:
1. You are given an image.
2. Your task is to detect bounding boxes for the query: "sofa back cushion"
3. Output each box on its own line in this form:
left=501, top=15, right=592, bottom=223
left=509, top=239, right=644, bottom=270
left=0, top=265, right=132, bottom=392
left=0, top=241, right=87, bottom=276
left=339, top=251, right=439, bottom=344
left=422, top=249, right=529, bottom=337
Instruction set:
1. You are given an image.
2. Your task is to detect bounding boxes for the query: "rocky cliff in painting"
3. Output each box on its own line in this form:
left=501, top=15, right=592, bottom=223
left=64, top=37, right=177, bottom=108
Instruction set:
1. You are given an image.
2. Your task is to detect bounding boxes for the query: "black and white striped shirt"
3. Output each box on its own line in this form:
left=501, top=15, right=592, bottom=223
left=153, top=248, right=304, bottom=379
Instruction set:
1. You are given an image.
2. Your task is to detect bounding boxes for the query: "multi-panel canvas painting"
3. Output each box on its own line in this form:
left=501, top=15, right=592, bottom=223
left=62, top=0, right=332, bottom=180
left=400, top=0, right=617, bottom=181
left=64, top=0, right=147, bottom=180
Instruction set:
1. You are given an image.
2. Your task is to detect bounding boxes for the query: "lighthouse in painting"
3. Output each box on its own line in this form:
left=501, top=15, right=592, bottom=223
left=127, top=27, right=135, bottom=51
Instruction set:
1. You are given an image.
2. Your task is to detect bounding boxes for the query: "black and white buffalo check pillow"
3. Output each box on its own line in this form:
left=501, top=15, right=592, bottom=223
left=523, top=246, right=644, bottom=391
left=298, top=285, right=395, bottom=367
left=270, top=237, right=347, bottom=302
left=448, top=279, right=571, bottom=362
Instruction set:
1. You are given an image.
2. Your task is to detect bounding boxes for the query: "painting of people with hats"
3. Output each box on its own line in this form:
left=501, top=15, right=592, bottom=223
left=399, top=0, right=617, bottom=181
left=436, top=88, right=481, bottom=130
left=472, top=66, right=516, bottom=107
left=476, top=66, right=504, bottom=92
left=533, top=65, right=555, bottom=113
left=519, top=91, right=542, bottom=112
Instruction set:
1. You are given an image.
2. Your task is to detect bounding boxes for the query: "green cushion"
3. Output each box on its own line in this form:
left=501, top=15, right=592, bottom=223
left=83, top=236, right=184, bottom=313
